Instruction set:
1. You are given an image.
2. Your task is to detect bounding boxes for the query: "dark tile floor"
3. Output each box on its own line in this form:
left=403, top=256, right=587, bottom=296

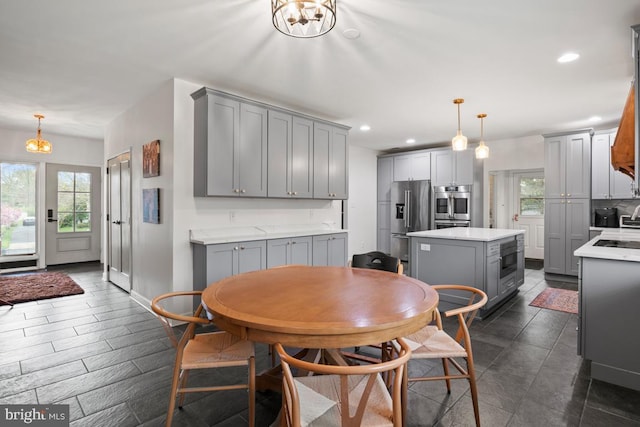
left=1, top=262, right=640, bottom=426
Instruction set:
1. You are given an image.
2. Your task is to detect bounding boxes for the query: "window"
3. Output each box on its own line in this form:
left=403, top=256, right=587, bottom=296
left=1, top=163, right=37, bottom=256
left=519, top=177, right=544, bottom=216
left=57, top=172, right=91, bottom=233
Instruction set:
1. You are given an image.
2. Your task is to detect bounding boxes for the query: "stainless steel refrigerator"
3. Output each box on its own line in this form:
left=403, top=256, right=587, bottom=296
left=390, top=180, right=431, bottom=265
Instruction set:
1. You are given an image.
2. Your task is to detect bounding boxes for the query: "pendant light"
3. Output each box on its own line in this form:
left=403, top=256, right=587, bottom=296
left=271, top=0, right=337, bottom=38
left=475, top=113, right=490, bottom=159
left=25, top=114, right=52, bottom=154
left=452, top=98, right=467, bottom=151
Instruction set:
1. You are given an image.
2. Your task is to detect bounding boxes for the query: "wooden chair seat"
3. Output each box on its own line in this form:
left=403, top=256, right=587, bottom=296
left=400, top=325, right=467, bottom=359
left=276, top=338, right=411, bottom=427
left=151, top=291, right=255, bottom=427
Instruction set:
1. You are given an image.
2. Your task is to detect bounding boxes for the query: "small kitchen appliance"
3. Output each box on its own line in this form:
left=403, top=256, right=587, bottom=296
left=594, top=207, right=618, bottom=228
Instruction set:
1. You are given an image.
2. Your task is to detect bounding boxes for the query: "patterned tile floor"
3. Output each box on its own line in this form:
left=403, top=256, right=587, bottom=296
left=1, top=262, right=639, bottom=426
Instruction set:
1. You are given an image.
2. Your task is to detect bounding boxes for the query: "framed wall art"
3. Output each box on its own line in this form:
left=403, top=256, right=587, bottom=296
left=143, top=188, right=160, bottom=224
left=142, top=139, right=160, bottom=177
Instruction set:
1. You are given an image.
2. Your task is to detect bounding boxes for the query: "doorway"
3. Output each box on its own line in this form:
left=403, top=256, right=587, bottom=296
left=490, top=169, right=544, bottom=259
left=107, top=152, right=132, bottom=292
left=45, top=164, right=101, bottom=265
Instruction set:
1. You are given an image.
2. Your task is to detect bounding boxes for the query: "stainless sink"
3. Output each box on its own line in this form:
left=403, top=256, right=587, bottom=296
left=594, top=239, right=640, bottom=249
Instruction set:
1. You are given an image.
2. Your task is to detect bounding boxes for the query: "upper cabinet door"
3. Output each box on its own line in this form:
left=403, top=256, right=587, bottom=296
left=544, top=136, right=566, bottom=198
left=454, top=149, right=474, bottom=185
left=238, top=103, right=268, bottom=197
left=267, top=110, right=292, bottom=198
left=203, top=95, right=240, bottom=197
left=313, top=123, right=348, bottom=199
left=290, top=116, right=314, bottom=198
left=393, top=152, right=431, bottom=181
left=431, top=150, right=453, bottom=186
left=565, top=132, right=591, bottom=198
left=591, top=134, right=611, bottom=199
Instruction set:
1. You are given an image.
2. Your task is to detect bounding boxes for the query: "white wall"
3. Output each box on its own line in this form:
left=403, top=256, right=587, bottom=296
left=0, top=127, right=103, bottom=267
left=481, top=134, right=545, bottom=226
left=346, top=145, right=378, bottom=257
left=105, top=80, right=175, bottom=301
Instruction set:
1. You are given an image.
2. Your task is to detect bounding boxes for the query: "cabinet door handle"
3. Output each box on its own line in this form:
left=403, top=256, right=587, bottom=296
left=560, top=193, right=565, bottom=197
left=240, top=246, right=245, bottom=250
left=293, top=191, right=297, bottom=195
left=240, top=189, right=246, bottom=194
left=234, top=246, right=239, bottom=251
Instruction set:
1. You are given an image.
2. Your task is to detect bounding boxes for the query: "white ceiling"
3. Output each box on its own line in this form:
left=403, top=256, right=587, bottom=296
left=1, top=0, right=639, bottom=152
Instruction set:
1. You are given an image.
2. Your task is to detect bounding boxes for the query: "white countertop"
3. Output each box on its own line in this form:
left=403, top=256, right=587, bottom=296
left=190, top=223, right=347, bottom=245
left=407, top=227, right=525, bottom=242
left=575, top=229, right=640, bottom=262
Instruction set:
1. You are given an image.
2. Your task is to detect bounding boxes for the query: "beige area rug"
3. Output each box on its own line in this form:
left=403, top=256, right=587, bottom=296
left=0, top=272, right=84, bottom=305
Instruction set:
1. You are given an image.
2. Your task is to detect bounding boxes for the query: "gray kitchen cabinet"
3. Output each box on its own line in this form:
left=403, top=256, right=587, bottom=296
left=377, top=201, right=391, bottom=254
left=312, top=233, right=348, bottom=266
left=544, top=131, right=591, bottom=199
left=377, top=157, right=394, bottom=202
left=544, top=198, right=590, bottom=276
left=410, top=235, right=521, bottom=318
left=377, top=156, right=394, bottom=253
left=579, top=256, right=640, bottom=390
left=393, top=152, right=430, bottom=181
left=591, top=130, right=633, bottom=199
left=267, top=236, right=313, bottom=268
left=430, top=148, right=475, bottom=186
left=192, top=89, right=268, bottom=197
left=313, top=123, right=349, bottom=199
left=267, top=111, right=314, bottom=198
left=192, top=240, right=267, bottom=291
left=544, top=130, right=591, bottom=277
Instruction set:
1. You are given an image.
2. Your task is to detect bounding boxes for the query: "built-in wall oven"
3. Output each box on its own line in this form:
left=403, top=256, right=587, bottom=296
left=500, top=239, right=517, bottom=278
left=434, top=185, right=472, bottom=227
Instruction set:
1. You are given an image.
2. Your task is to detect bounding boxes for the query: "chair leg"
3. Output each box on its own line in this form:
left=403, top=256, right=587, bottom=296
left=467, top=358, right=481, bottom=427
left=402, top=362, right=408, bottom=424
left=177, top=370, right=190, bottom=408
left=248, top=356, right=256, bottom=427
left=441, top=358, right=452, bottom=393
left=166, top=361, right=183, bottom=427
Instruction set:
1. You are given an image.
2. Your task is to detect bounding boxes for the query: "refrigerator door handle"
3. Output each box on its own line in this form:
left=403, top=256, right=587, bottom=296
left=405, top=190, right=411, bottom=228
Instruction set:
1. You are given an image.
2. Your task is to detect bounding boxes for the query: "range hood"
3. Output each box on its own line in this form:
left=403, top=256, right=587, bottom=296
left=611, top=83, right=635, bottom=180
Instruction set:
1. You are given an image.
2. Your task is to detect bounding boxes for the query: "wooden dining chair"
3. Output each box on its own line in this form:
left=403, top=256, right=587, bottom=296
left=394, top=284, right=488, bottom=427
left=151, top=291, right=255, bottom=427
left=275, top=338, right=411, bottom=427
left=343, top=251, right=403, bottom=365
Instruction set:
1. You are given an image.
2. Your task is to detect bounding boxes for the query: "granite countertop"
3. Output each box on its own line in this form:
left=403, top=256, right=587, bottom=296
left=575, top=229, right=640, bottom=262
left=190, top=223, right=347, bottom=245
left=407, top=227, right=525, bottom=242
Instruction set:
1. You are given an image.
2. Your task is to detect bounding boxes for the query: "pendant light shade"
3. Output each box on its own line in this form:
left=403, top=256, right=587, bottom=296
left=475, top=113, right=490, bottom=159
left=272, top=0, right=337, bottom=38
left=452, top=98, right=467, bottom=151
left=25, top=114, right=52, bottom=154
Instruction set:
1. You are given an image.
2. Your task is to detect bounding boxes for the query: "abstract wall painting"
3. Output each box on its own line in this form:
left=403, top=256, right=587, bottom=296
left=143, top=188, right=160, bottom=224
left=142, top=139, right=160, bottom=178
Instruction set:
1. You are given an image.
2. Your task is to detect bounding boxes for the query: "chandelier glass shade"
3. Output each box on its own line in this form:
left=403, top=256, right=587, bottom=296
left=451, top=98, right=468, bottom=151
left=25, top=114, right=52, bottom=154
left=272, top=0, right=337, bottom=38
left=475, top=113, right=489, bottom=159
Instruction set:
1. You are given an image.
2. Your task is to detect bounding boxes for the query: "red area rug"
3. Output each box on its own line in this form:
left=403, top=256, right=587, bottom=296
left=529, top=288, right=578, bottom=314
left=0, top=272, right=84, bottom=305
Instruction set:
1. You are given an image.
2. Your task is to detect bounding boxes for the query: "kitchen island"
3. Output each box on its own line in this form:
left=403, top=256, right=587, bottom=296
left=408, top=227, right=525, bottom=319
left=574, top=229, right=640, bottom=391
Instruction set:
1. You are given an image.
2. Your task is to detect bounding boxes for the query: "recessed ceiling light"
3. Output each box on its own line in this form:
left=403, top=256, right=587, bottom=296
left=359, top=124, right=370, bottom=131
left=343, top=28, right=360, bottom=39
left=589, top=116, right=602, bottom=122
left=557, top=52, right=580, bottom=63
left=406, top=138, right=416, bottom=144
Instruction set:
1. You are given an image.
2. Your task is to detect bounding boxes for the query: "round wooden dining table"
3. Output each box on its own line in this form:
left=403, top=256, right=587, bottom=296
left=201, top=265, right=439, bottom=349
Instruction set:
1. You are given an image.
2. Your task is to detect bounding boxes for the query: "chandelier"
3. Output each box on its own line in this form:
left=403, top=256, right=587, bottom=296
left=451, top=98, right=468, bottom=151
left=25, top=114, right=52, bottom=154
left=475, top=113, right=490, bottom=159
left=271, top=0, right=337, bottom=38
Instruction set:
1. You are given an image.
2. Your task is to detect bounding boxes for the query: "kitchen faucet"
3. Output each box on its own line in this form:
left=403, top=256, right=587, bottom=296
left=631, top=204, right=640, bottom=220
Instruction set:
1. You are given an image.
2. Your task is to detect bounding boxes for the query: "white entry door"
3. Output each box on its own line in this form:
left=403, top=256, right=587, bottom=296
left=107, top=153, right=132, bottom=292
left=512, top=171, right=545, bottom=259
left=45, top=164, right=101, bottom=265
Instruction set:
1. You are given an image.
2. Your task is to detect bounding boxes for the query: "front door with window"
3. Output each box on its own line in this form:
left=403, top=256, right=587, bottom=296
left=45, top=164, right=101, bottom=265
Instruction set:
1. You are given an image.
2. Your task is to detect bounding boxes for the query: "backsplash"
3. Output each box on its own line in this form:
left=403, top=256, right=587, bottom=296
left=591, top=199, right=640, bottom=225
